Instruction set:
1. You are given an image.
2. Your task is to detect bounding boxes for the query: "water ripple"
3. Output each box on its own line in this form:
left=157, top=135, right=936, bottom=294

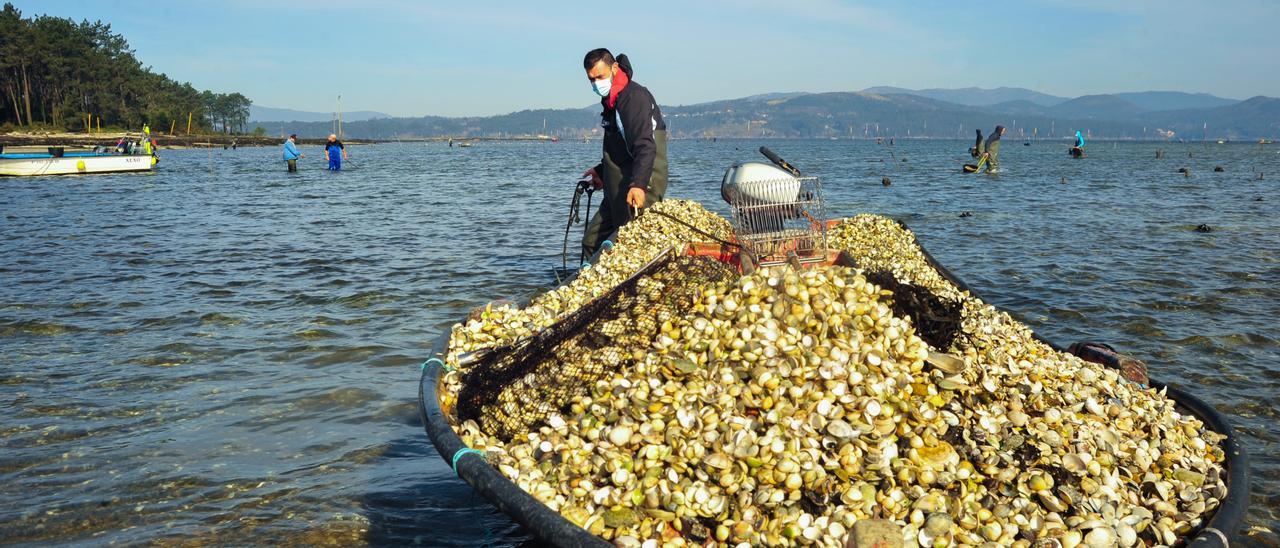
left=2, top=140, right=1278, bottom=544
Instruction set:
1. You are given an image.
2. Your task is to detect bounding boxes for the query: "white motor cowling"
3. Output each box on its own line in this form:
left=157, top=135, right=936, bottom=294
left=720, top=162, right=802, bottom=205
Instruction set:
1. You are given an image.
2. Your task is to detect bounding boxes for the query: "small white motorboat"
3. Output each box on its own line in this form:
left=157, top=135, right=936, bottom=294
left=0, top=148, right=157, bottom=177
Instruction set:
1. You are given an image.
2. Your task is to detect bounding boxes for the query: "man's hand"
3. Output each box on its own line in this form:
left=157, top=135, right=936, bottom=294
left=580, top=167, right=603, bottom=189
left=626, top=187, right=646, bottom=208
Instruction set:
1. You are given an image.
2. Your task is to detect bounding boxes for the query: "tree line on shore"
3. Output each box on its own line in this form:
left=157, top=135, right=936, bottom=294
left=0, top=3, right=251, bottom=134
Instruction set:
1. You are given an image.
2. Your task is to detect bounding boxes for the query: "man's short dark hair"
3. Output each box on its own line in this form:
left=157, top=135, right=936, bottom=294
left=583, top=48, right=614, bottom=71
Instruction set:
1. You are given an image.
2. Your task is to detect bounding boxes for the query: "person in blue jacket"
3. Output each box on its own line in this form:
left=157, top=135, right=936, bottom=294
left=1070, top=130, right=1086, bottom=158
left=282, top=134, right=304, bottom=172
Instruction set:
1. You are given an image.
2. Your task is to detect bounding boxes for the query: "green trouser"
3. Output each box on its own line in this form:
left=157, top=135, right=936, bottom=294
left=286, top=159, right=298, bottom=172
left=581, top=130, right=669, bottom=260
left=985, top=142, right=1000, bottom=172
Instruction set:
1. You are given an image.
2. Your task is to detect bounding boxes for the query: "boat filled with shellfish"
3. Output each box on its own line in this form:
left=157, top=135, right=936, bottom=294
left=420, top=198, right=1246, bottom=547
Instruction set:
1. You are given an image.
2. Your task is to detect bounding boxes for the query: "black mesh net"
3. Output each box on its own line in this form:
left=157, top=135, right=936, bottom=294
left=863, top=268, right=964, bottom=350
left=456, top=252, right=739, bottom=442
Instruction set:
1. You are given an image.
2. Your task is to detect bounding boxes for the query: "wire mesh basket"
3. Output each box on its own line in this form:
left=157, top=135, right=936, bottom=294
left=726, top=175, right=828, bottom=265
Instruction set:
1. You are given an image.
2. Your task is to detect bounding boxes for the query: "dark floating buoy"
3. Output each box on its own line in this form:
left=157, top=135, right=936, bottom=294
left=901, top=158, right=908, bottom=162
left=881, top=176, right=892, bottom=186
left=959, top=211, right=973, bottom=218
left=1177, top=167, right=1190, bottom=175
left=1255, top=196, right=1264, bottom=201
left=1195, top=224, right=1213, bottom=233
left=1213, top=166, right=1224, bottom=172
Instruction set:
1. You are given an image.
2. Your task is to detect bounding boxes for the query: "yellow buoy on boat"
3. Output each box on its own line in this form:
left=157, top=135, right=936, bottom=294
left=76, top=159, right=86, bottom=171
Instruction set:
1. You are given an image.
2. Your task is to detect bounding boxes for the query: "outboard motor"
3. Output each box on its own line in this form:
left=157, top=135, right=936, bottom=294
left=721, top=161, right=802, bottom=235
left=721, top=147, right=805, bottom=235
left=719, top=148, right=828, bottom=267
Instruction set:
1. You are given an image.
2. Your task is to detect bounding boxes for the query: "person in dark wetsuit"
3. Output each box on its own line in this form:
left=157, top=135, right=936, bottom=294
left=970, top=129, right=984, bottom=158
left=324, top=134, right=347, bottom=171
left=983, top=125, right=1005, bottom=173
left=577, top=48, right=668, bottom=259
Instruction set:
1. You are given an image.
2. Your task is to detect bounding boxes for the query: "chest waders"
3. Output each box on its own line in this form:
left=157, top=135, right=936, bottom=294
left=580, top=129, right=668, bottom=260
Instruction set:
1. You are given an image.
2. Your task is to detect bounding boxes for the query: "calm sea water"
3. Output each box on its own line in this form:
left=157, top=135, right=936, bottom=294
left=2, top=139, right=1277, bottom=545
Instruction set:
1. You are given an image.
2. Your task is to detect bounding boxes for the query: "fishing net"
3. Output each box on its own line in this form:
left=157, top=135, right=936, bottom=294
left=863, top=268, right=965, bottom=350
left=455, top=251, right=739, bottom=442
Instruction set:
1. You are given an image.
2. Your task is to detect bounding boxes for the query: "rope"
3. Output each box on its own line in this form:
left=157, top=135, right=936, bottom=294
left=451, top=447, right=486, bottom=473
left=646, top=209, right=742, bottom=249
left=422, top=357, right=451, bottom=372
left=561, top=182, right=594, bottom=270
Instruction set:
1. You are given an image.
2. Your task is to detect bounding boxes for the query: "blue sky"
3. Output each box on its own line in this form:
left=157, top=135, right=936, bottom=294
left=13, top=0, right=1279, bottom=117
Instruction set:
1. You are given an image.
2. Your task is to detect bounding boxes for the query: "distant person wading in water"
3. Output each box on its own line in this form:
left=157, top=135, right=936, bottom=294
left=577, top=48, right=668, bottom=259
left=324, top=134, right=347, bottom=171
left=983, top=125, right=1005, bottom=173
left=283, top=134, right=304, bottom=172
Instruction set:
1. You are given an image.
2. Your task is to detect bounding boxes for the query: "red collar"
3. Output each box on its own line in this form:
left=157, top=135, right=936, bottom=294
left=604, top=69, right=630, bottom=109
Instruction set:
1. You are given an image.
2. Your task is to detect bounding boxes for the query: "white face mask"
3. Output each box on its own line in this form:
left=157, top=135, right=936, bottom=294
left=592, top=77, right=612, bottom=98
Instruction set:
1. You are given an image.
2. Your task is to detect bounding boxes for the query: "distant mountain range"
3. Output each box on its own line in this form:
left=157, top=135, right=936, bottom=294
left=856, top=87, right=1240, bottom=111
left=254, top=87, right=1278, bottom=141
left=248, top=105, right=390, bottom=123
left=860, top=86, right=1068, bottom=107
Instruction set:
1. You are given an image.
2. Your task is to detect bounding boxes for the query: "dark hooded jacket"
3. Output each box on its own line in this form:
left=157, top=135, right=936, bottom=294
left=984, top=125, right=1004, bottom=158
left=595, top=55, right=667, bottom=191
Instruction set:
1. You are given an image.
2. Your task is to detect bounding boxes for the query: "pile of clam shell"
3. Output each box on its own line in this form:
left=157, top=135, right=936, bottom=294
left=441, top=210, right=1228, bottom=547
left=447, top=200, right=731, bottom=360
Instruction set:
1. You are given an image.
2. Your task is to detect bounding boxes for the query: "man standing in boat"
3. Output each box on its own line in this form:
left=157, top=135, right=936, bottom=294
left=578, top=48, right=668, bottom=260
